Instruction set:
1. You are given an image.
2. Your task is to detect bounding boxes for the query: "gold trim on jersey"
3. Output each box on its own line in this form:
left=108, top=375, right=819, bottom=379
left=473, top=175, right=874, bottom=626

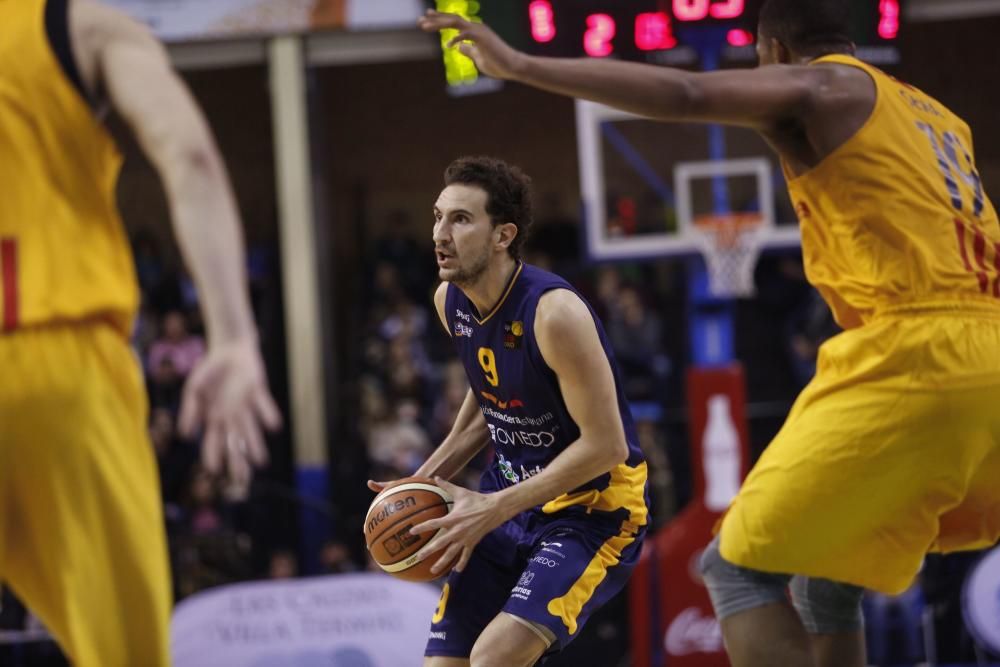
left=542, top=461, right=648, bottom=531
left=473, top=261, right=523, bottom=325
left=543, top=461, right=648, bottom=634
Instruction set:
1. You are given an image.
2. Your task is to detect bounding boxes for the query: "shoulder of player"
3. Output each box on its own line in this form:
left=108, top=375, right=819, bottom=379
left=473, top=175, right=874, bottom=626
left=71, top=0, right=163, bottom=92
left=433, top=281, right=450, bottom=334
left=804, top=62, right=879, bottom=112
left=746, top=63, right=856, bottom=109
left=73, top=0, right=158, bottom=48
left=533, top=288, right=596, bottom=345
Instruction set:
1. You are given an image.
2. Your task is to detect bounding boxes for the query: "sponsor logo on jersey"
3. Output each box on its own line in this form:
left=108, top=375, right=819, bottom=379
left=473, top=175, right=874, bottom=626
left=487, top=423, right=557, bottom=448
left=503, top=320, right=524, bottom=349
left=511, top=571, right=534, bottom=600
left=498, top=453, right=520, bottom=483
left=480, top=390, right=524, bottom=410
left=496, top=453, right=545, bottom=484
left=454, top=321, right=473, bottom=338
left=540, top=541, right=567, bottom=558
left=454, top=309, right=471, bottom=322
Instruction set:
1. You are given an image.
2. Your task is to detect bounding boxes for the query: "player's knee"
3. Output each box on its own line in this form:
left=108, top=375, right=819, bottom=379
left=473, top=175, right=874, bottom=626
left=469, top=632, right=544, bottom=667
left=699, top=536, right=792, bottom=621
left=790, top=576, right=865, bottom=634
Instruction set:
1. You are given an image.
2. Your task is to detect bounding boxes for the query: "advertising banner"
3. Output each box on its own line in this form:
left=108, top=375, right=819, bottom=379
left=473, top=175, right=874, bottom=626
left=171, top=573, right=441, bottom=667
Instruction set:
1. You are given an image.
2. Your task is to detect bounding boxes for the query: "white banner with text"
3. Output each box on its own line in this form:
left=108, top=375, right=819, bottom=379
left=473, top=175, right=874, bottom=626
left=171, top=573, right=440, bottom=667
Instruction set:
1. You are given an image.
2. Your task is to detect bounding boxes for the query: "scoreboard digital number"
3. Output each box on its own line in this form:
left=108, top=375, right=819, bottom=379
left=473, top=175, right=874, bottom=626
left=512, top=0, right=901, bottom=63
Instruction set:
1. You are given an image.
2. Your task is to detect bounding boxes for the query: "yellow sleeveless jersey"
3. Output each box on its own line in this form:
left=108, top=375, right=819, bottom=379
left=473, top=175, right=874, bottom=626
left=0, top=0, right=137, bottom=336
left=785, top=55, right=1000, bottom=329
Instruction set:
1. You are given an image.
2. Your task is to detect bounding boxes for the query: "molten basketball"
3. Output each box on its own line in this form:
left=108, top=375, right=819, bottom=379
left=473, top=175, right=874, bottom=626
left=364, top=477, right=454, bottom=582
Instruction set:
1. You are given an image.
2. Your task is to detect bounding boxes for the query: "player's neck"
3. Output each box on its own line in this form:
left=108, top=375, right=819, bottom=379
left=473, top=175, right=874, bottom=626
left=463, top=255, right=519, bottom=318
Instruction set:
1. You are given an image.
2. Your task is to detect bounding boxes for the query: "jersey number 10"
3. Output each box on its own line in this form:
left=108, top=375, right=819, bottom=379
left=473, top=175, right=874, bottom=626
left=917, top=122, right=998, bottom=297
left=916, top=122, right=984, bottom=218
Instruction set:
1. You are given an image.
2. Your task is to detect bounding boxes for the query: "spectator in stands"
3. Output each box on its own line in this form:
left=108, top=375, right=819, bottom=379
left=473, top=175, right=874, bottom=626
left=430, top=360, right=470, bottom=443
left=148, top=310, right=205, bottom=379
left=606, top=286, right=671, bottom=401
left=367, top=398, right=432, bottom=478
left=150, top=407, right=197, bottom=508
left=319, top=540, right=359, bottom=575
left=185, top=466, right=224, bottom=537
left=268, top=549, right=298, bottom=579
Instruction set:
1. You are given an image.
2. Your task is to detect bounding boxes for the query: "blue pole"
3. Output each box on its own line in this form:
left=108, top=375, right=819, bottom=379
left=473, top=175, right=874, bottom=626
left=684, top=28, right=736, bottom=368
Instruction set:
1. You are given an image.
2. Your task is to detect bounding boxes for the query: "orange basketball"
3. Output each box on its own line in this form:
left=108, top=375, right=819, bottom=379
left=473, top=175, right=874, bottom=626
left=364, top=477, right=454, bottom=582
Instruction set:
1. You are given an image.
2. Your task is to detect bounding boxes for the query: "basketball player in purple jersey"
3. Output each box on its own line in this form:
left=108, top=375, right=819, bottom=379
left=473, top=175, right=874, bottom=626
left=369, top=156, right=649, bottom=665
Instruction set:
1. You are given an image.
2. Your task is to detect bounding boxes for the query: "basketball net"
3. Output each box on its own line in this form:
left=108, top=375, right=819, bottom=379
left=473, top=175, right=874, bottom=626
left=691, top=213, right=765, bottom=298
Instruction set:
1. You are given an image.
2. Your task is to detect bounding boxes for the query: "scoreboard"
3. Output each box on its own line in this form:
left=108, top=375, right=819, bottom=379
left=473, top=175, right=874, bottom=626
left=473, top=0, right=902, bottom=67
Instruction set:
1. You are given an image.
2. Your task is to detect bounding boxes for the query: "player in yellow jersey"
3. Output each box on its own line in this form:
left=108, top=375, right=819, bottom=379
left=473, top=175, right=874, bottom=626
left=0, top=0, right=281, bottom=664
left=421, top=1, right=1000, bottom=665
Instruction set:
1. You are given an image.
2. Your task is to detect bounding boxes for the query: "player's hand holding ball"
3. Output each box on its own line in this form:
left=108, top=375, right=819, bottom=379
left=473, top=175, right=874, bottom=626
left=365, top=476, right=457, bottom=581
left=365, top=476, right=509, bottom=581
left=410, top=477, right=509, bottom=575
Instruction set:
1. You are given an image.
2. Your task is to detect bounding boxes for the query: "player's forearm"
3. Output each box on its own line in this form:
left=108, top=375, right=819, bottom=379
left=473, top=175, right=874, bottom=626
left=164, top=150, right=257, bottom=344
left=416, top=428, right=490, bottom=481
left=513, top=55, right=695, bottom=121
left=416, top=390, right=490, bottom=480
left=493, top=436, right=627, bottom=520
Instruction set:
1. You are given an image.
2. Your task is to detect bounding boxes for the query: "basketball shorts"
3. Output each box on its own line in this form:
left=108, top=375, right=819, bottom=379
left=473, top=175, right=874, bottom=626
left=0, top=321, right=171, bottom=666
left=719, top=305, right=1000, bottom=595
left=425, top=508, right=645, bottom=658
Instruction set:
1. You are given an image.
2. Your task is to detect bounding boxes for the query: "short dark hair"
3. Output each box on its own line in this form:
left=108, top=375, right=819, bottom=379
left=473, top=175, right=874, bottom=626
left=758, top=0, right=854, bottom=57
left=443, top=156, right=533, bottom=260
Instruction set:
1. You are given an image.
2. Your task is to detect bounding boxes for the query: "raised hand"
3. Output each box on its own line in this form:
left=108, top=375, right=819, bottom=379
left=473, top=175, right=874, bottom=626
left=417, top=10, right=525, bottom=81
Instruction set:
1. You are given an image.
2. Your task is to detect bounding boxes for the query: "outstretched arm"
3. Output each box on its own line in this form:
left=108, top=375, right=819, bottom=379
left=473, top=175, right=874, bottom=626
left=418, top=10, right=823, bottom=131
left=72, top=1, right=281, bottom=485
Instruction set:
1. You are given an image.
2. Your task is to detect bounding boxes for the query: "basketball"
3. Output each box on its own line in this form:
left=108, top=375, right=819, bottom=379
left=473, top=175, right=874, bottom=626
left=364, top=477, right=454, bottom=582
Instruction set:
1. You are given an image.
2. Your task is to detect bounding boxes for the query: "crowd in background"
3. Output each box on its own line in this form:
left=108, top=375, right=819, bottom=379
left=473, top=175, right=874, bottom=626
left=0, top=220, right=992, bottom=666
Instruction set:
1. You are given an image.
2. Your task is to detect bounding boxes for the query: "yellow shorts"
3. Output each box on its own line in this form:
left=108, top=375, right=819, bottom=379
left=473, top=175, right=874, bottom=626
left=720, top=306, right=1000, bottom=595
left=0, top=322, right=170, bottom=666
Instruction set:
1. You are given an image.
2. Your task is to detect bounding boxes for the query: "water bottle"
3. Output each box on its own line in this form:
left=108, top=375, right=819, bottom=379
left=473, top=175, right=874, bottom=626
left=703, top=394, right=741, bottom=511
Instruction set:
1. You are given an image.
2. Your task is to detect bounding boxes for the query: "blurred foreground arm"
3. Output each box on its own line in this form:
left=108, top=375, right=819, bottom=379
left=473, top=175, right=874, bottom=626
left=72, top=0, right=282, bottom=485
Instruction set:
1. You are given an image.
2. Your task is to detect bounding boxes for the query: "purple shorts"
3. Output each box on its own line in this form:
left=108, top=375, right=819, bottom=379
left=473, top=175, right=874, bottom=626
left=425, top=509, right=645, bottom=658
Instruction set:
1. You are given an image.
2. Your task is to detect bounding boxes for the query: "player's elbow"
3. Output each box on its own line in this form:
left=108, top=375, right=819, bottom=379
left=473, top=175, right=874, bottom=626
left=178, top=142, right=222, bottom=177
left=163, top=139, right=225, bottom=188
left=664, top=74, right=702, bottom=121
left=603, top=437, right=629, bottom=470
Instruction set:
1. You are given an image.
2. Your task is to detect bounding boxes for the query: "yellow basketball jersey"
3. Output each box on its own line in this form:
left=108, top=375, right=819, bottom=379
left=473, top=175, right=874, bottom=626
left=0, top=0, right=138, bottom=336
left=785, top=55, right=1000, bottom=329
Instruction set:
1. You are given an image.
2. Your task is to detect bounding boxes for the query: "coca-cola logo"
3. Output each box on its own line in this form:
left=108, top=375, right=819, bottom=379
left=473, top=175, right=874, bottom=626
left=665, top=607, right=723, bottom=656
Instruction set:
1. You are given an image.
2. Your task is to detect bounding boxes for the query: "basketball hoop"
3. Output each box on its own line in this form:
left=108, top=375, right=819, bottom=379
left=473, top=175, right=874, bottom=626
left=691, top=213, right=766, bottom=298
